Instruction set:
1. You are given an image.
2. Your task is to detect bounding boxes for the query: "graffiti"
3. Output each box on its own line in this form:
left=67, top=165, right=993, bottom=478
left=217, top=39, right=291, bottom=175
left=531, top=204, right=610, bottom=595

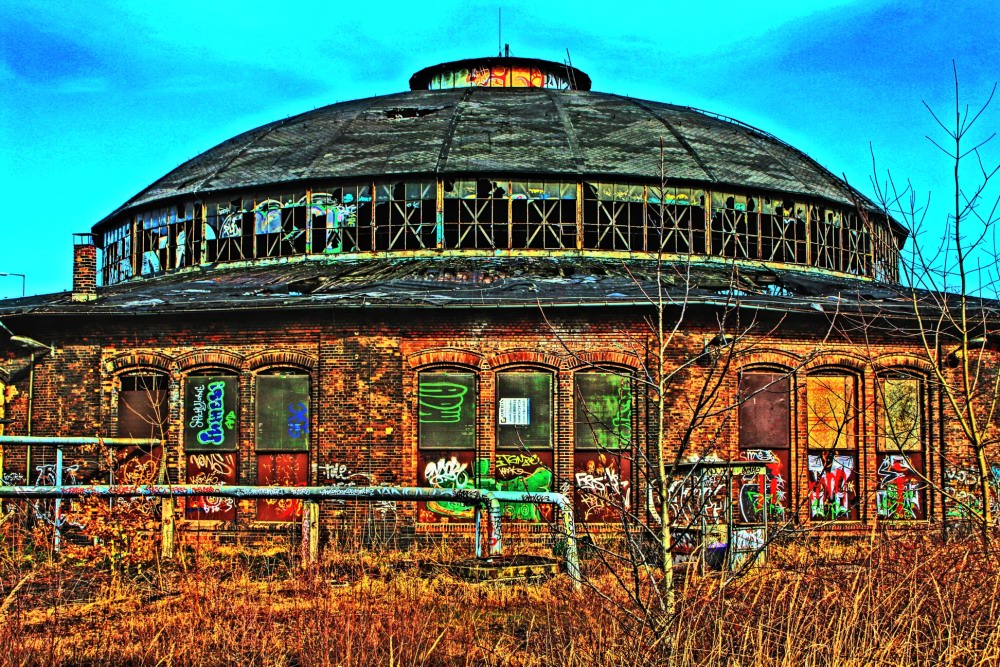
left=574, top=453, right=631, bottom=522
left=668, top=471, right=726, bottom=524
left=420, top=453, right=476, bottom=521
left=254, top=200, right=283, bottom=235
left=418, top=382, right=468, bottom=423
left=321, top=462, right=374, bottom=506
left=186, top=377, right=237, bottom=451
left=612, top=380, right=632, bottom=445
left=493, top=452, right=553, bottom=522
left=257, top=453, right=307, bottom=521
left=876, top=454, right=923, bottom=520
left=424, top=456, right=470, bottom=487
left=2, top=472, right=25, bottom=485
left=944, top=465, right=1000, bottom=521
left=738, top=449, right=788, bottom=523
left=808, top=453, right=857, bottom=520
left=287, top=401, right=309, bottom=438
left=186, top=453, right=237, bottom=520
left=419, top=453, right=553, bottom=523
left=428, top=66, right=569, bottom=90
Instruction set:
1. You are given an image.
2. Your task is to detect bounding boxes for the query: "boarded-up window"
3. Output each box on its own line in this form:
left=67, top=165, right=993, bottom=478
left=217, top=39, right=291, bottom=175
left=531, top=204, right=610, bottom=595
left=418, top=372, right=476, bottom=449
left=573, top=451, right=632, bottom=522
left=807, top=375, right=857, bottom=450
left=808, top=451, right=859, bottom=521
left=255, top=374, right=310, bottom=520
left=186, top=452, right=237, bottom=520
left=257, top=453, right=308, bottom=521
left=184, top=376, right=238, bottom=452
left=879, top=378, right=921, bottom=452
left=417, top=450, right=478, bottom=523
left=574, top=372, right=632, bottom=450
left=115, top=374, right=168, bottom=484
left=118, top=374, right=168, bottom=439
left=496, top=371, right=552, bottom=449
left=255, top=374, right=310, bottom=451
left=738, top=372, right=790, bottom=449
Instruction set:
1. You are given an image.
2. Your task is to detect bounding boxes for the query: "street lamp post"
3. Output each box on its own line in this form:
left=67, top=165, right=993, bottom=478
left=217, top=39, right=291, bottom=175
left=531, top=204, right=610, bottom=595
left=0, top=273, right=26, bottom=298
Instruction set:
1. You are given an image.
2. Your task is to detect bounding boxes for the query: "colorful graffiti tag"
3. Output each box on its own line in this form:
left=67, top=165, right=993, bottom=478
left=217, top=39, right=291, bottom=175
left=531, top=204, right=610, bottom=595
left=738, top=449, right=789, bottom=523
left=186, top=452, right=237, bottom=520
left=185, top=377, right=237, bottom=452
left=417, top=452, right=554, bottom=523
left=429, top=66, right=570, bottom=90
left=573, top=452, right=632, bottom=522
left=808, top=452, right=857, bottom=520
left=257, top=453, right=308, bottom=521
left=875, top=453, right=924, bottom=520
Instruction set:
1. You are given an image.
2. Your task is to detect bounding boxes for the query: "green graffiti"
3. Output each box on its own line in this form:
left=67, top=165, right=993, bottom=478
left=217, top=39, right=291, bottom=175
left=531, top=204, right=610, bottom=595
left=418, top=382, right=468, bottom=423
left=424, top=456, right=553, bottom=522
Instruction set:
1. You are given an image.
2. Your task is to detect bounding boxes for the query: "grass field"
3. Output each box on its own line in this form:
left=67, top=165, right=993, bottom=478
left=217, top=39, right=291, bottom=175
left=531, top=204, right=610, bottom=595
left=3, top=521, right=1000, bottom=666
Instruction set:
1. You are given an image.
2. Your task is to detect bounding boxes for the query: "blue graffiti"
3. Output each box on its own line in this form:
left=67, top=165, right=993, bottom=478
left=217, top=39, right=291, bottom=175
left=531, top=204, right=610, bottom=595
left=288, top=402, right=309, bottom=438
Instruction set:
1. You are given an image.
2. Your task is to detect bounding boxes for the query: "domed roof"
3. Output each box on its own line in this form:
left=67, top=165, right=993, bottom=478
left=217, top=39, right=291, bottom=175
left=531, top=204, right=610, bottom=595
left=99, top=86, right=870, bottom=227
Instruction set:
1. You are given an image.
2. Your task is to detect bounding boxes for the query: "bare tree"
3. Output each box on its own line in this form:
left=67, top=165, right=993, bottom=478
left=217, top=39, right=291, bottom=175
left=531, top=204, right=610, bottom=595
left=869, top=63, right=1000, bottom=545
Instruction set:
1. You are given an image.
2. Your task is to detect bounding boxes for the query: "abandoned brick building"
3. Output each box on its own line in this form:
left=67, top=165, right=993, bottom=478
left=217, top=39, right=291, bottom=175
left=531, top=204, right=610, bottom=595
left=0, top=55, right=982, bottom=550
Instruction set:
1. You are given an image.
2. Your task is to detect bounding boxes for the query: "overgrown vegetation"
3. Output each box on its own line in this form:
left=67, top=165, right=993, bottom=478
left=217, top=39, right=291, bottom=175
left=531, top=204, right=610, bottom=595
left=3, top=514, right=1000, bottom=666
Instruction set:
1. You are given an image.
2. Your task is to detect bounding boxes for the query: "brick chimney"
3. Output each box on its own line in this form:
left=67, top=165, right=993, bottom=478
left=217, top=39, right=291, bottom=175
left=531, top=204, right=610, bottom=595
left=72, top=233, right=97, bottom=302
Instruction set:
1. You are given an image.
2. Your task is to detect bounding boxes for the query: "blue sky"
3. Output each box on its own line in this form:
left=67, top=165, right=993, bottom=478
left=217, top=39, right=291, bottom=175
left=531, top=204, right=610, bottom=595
left=1, top=0, right=998, bottom=298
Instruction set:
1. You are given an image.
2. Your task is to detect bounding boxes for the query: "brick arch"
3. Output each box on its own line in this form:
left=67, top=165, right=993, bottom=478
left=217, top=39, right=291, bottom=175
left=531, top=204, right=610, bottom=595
left=486, top=350, right=562, bottom=370
left=567, top=350, right=640, bottom=370
left=245, top=349, right=317, bottom=372
left=175, top=348, right=244, bottom=373
left=733, top=348, right=802, bottom=372
left=872, top=352, right=934, bottom=375
left=802, top=352, right=868, bottom=375
left=105, top=351, right=175, bottom=375
left=407, top=348, right=484, bottom=370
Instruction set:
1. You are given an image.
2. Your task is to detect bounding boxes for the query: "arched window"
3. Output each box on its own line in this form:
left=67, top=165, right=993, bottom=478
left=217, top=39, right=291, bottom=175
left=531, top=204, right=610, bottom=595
left=572, top=370, right=633, bottom=523
left=875, top=373, right=925, bottom=520
left=806, top=373, right=860, bottom=521
left=183, top=372, right=238, bottom=521
left=737, top=370, right=792, bottom=524
left=416, top=369, right=477, bottom=523
left=254, top=371, right=310, bottom=522
left=115, top=372, right=168, bottom=485
left=494, top=369, right=554, bottom=522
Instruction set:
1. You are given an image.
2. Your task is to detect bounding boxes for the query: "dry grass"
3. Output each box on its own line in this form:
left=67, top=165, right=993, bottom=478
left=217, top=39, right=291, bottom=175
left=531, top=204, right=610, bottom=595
left=2, top=530, right=1000, bottom=666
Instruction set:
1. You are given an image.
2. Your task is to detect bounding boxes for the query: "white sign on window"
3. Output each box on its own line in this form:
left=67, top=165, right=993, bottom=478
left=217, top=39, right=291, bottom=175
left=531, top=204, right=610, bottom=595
left=499, top=398, right=530, bottom=425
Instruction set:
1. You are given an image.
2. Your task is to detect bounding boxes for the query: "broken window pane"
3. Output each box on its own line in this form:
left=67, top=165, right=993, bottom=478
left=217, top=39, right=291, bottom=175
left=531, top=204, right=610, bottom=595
left=184, top=375, right=238, bottom=452
left=255, top=374, right=310, bottom=452
left=738, top=372, right=790, bottom=449
left=574, top=372, right=632, bottom=450
left=879, top=377, right=921, bottom=452
left=806, top=375, right=857, bottom=449
left=496, top=371, right=552, bottom=449
left=418, top=372, right=476, bottom=449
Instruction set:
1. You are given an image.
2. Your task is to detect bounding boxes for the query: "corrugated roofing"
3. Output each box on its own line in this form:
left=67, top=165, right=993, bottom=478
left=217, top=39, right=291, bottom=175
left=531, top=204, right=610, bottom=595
left=0, top=256, right=954, bottom=321
left=97, top=89, right=874, bottom=228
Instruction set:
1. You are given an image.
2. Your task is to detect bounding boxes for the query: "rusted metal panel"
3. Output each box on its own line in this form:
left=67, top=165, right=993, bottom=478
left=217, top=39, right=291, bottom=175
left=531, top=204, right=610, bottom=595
left=738, top=372, right=790, bottom=450
left=256, top=452, right=308, bottom=521
left=185, top=452, right=238, bottom=520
